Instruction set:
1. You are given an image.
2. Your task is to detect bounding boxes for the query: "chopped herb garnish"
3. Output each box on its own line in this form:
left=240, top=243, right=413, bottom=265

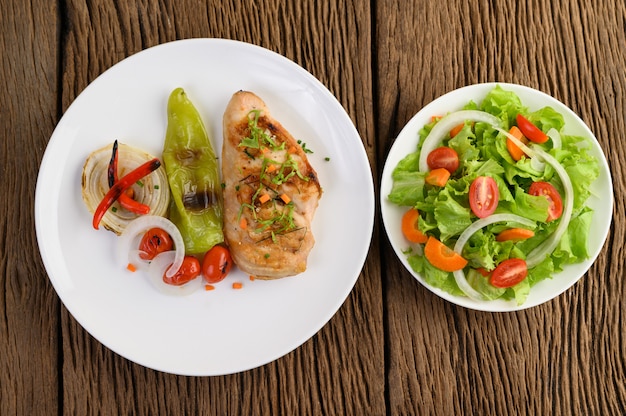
left=136, top=180, right=144, bottom=187
left=154, top=184, right=160, bottom=189
left=325, top=157, right=330, bottom=162
left=240, top=110, right=285, bottom=152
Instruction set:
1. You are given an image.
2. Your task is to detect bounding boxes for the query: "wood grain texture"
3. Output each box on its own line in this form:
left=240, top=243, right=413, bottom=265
left=0, top=1, right=61, bottom=415
left=376, top=0, right=626, bottom=415
left=2, top=0, right=626, bottom=414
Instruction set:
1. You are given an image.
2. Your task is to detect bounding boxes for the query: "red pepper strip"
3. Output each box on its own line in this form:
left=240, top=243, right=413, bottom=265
left=107, top=140, right=151, bottom=215
left=93, top=158, right=161, bottom=229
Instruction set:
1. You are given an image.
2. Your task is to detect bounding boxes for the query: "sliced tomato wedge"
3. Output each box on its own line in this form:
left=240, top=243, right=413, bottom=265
left=427, top=146, right=460, bottom=173
left=529, top=181, right=563, bottom=222
left=469, top=176, right=499, bottom=218
left=516, top=114, right=548, bottom=143
left=489, top=258, right=528, bottom=288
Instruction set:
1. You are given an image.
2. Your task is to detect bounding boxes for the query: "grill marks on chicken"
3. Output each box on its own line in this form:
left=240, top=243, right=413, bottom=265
left=222, top=91, right=322, bottom=279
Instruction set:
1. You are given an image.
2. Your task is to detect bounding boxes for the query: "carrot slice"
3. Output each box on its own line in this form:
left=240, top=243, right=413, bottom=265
left=506, top=126, right=529, bottom=161
left=424, top=236, right=468, bottom=272
left=279, top=193, right=291, bottom=204
left=495, top=228, right=535, bottom=242
left=258, top=193, right=271, bottom=204
left=401, top=208, right=428, bottom=244
left=450, top=123, right=465, bottom=138
left=425, top=168, right=450, bottom=187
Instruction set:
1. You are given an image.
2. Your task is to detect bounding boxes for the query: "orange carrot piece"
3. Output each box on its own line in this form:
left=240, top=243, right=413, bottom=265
left=425, top=168, right=451, bottom=187
left=249, top=275, right=256, bottom=281
left=496, top=228, right=535, bottom=242
left=266, top=163, right=277, bottom=173
left=506, top=126, right=529, bottom=161
left=232, top=282, right=243, bottom=289
left=126, top=263, right=137, bottom=272
left=279, top=193, right=291, bottom=204
left=401, top=208, right=428, bottom=244
left=424, top=236, right=468, bottom=272
left=205, top=284, right=215, bottom=291
left=239, top=217, right=248, bottom=230
left=450, top=123, right=464, bottom=138
left=258, top=193, right=271, bottom=204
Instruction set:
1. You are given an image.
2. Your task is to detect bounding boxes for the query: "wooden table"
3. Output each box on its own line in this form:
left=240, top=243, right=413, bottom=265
left=3, top=0, right=625, bottom=414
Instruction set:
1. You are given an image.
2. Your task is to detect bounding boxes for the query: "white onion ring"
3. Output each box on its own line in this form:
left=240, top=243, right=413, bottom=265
left=147, top=251, right=202, bottom=296
left=547, top=128, right=561, bottom=149
left=524, top=147, right=574, bottom=268
left=418, top=110, right=503, bottom=172
left=117, top=215, right=185, bottom=278
left=495, top=126, right=574, bottom=267
left=452, top=213, right=537, bottom=300
left=81, top=142, right=170, bottom=234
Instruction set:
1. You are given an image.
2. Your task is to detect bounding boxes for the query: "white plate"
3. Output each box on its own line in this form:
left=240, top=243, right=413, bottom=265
left=380, top=83, right=613, bottom=312
left=35, top=39, right=374, bottom=375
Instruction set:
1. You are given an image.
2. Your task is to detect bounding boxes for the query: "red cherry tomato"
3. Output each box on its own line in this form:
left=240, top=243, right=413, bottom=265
left=529, top=181, right=563, bottom=222
left=469, top=176, right=499, bottom=218
left=426, top=146, right=460, bottom=173
left=202, top=245, right=233, bottom=284
left=489, top=258, right=528, bottom=288
left=516, top=114, right=548, bottom=143
left=163, top=256, right=201, bottom=286
left=138, top=228, right=174, bottom=260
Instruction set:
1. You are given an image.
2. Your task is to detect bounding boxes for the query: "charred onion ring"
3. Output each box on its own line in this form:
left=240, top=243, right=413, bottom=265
left=82, top=142, right=170, bottom=234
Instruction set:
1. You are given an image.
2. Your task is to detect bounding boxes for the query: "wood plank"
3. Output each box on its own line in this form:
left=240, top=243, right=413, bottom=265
left=59, top=0, right=383, bottom=414
left=0, top=0, right=61, bottom=414
left=375, top=0, right=626, bottom=414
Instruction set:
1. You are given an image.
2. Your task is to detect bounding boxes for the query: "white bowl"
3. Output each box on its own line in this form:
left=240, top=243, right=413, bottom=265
left=380, top=83, right=613, bottom=312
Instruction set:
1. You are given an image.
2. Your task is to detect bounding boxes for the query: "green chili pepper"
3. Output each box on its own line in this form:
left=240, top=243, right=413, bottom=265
left=162, top=88, right=223, bottom=254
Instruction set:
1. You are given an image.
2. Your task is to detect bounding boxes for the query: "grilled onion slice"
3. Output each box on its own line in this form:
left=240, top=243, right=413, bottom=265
left=82, top=142, right=170, bottom=234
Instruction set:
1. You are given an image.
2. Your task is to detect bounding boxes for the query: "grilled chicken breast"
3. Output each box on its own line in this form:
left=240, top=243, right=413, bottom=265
left=222, top=91, right=322, bottom=279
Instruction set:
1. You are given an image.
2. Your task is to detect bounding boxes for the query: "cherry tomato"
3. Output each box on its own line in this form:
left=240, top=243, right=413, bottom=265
left=476, top=267, right=492, bottom=277
left=489, top=258, right=528, bottom=288
left=427, top=146, right=460, bottom=173
left=516, top=114, right=548, bottom=143
left=163, top=256, right=201, bottom=286
left=529, top=181, right=563, bottom=222
left=202, top=245, right=233, bottom=284
left=138, top=228, right=174, bottom=260
left=469, top=176, right=499, bottom=218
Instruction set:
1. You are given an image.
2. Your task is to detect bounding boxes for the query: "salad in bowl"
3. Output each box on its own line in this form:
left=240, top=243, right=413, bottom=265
left=380, top=83, right=613, bottom=311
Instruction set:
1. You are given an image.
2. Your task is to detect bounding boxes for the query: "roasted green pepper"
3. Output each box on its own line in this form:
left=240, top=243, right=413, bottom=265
left=162, top=88, right=223, bottom=254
